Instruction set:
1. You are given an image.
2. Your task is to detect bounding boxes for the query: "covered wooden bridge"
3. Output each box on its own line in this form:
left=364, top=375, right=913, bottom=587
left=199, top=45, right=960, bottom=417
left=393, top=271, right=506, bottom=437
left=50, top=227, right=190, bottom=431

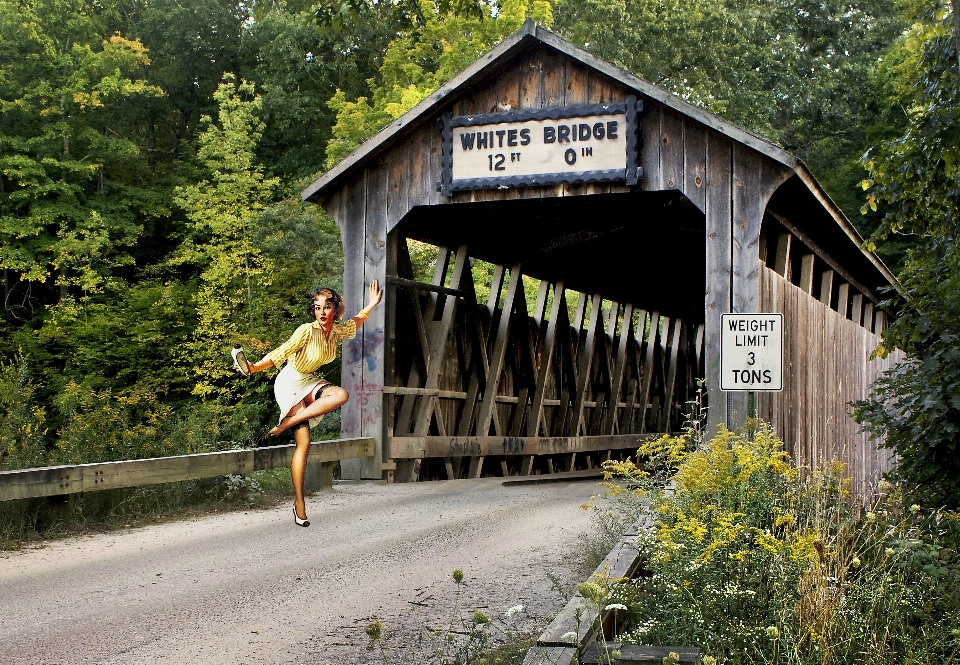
left=301, top=20, right=900, bottom=494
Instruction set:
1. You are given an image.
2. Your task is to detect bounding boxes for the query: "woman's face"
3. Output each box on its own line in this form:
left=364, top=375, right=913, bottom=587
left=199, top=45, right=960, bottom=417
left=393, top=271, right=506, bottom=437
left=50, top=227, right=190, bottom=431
left=313, top=295, right=335, bottom=328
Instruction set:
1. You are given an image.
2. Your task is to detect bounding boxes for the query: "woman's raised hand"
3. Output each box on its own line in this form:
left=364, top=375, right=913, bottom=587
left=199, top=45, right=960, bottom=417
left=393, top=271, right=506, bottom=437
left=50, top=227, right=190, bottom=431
left=367, top=279, right=383, bottom=309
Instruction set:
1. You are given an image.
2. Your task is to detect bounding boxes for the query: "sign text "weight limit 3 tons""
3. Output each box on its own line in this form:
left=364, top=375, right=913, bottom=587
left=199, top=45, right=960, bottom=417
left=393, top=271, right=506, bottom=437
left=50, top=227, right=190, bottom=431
left=720, top=313, right=783, bottom=391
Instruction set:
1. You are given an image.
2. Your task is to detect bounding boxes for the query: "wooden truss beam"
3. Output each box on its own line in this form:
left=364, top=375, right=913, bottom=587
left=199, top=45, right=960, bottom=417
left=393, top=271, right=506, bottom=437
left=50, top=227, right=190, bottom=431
left=389, top=434, right=660, bottom=459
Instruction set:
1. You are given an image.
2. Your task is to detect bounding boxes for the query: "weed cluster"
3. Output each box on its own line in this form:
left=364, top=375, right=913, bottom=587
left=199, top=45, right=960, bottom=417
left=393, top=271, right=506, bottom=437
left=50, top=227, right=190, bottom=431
left=599, top=424, right=960, bottom=664
left=366, top=569, right=535, bottom=665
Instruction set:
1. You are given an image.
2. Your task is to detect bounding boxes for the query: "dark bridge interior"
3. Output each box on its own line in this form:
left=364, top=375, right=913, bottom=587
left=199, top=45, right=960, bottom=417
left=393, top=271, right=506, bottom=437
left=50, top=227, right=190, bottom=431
left=396, top=190, right=707, bottom=322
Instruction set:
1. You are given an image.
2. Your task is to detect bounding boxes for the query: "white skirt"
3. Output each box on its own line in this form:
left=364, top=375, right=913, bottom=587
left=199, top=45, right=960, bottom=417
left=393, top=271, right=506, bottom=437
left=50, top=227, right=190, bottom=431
left=273, top=363, right=329, bottom=429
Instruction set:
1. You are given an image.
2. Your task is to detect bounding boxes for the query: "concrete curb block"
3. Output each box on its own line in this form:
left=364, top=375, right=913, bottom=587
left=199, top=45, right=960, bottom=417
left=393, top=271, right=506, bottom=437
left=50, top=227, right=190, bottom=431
left=521, top=515, right=652, bottom=664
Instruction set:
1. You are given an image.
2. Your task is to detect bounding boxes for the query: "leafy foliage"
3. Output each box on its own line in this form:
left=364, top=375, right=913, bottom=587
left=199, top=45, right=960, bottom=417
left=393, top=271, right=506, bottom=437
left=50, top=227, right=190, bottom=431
left=172, top=76, right=279, bottom=398
left=0, top=0, right=166, bottom=310
left=854, top=1, right=960, bottom=510
left=325, top=0, right=554, bottom=167
left=553, top=0, right=906, bottom=224
left=603, top=426, right=960, bottom=664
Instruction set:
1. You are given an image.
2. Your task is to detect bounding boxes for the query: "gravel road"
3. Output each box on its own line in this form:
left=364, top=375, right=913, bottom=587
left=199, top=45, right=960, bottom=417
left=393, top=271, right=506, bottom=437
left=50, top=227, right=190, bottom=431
left=0, top=476, right=604, bottom=665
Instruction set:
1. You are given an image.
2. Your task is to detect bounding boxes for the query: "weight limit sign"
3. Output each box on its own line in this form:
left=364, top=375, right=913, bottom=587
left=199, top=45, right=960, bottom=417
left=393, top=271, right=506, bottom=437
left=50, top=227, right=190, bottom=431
left=720, top=313, right=783, bottom=392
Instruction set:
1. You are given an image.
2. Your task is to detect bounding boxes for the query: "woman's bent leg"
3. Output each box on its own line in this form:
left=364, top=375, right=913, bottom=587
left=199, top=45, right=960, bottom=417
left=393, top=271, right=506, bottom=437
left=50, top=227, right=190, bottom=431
left=269, top=386, right=349, bottom=436
left=291, top=423, right=311, bottom=521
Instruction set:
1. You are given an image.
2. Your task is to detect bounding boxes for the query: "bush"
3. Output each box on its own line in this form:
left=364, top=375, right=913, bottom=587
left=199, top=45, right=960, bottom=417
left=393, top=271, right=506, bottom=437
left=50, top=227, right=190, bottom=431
left=0, top=354, right=48, bottom=471
left=603, top=424, right=960, bottom=664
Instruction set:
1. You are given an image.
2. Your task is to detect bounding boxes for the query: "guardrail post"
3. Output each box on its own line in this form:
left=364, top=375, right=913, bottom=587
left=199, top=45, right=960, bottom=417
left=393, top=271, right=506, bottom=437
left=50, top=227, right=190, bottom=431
left=304, top=462, right=323, bottom=492
left=304, top=461, right=336, bottom=492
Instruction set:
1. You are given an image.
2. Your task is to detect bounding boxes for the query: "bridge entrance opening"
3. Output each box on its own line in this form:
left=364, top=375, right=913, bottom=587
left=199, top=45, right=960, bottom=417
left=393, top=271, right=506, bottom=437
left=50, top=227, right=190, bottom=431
left=383, top=192, right=706, bottom=481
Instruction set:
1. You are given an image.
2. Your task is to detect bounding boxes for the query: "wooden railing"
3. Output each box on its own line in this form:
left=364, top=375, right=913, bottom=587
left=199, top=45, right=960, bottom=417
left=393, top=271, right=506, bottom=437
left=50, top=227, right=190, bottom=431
left=0, top=437, right=374, bottom=502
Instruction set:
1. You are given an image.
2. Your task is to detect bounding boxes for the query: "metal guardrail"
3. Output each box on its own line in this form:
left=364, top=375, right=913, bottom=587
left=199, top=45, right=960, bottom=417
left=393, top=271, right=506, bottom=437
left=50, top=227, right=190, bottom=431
left=0, top=437, right=375, bottom=502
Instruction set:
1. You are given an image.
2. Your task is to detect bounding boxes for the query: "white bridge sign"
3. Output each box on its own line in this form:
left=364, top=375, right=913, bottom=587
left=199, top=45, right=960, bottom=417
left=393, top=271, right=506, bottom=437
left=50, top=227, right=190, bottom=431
left=720, top=313, right=783, bottom=391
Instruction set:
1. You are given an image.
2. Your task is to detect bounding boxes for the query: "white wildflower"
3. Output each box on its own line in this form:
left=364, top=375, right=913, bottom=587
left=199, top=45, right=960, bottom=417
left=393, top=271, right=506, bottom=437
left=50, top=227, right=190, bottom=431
left=605, top=603, right=628, bottom=612
left=505, top=605, right=524, bottom=617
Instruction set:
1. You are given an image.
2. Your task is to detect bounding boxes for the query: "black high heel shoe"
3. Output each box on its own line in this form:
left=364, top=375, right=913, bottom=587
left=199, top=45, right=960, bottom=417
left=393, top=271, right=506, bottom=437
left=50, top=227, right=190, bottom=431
left=293, top=507, right=310, bottom=527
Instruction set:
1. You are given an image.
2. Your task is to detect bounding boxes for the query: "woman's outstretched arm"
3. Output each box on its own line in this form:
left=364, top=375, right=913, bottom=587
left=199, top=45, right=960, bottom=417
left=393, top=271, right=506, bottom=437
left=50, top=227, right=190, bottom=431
left=351, top=279, right=383, bottom=328
left=245, top=356, right=275, bottom=374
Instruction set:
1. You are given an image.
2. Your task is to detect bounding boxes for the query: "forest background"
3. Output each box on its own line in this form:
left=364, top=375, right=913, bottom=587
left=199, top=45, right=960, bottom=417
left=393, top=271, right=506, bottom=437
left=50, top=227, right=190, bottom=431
left=0, top=0, right=954, bottom=498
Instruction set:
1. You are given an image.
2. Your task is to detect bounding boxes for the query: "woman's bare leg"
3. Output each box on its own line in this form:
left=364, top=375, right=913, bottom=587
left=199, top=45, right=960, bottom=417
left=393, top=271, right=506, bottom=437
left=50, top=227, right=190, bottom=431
left=269, top=386, right=349, bottom=436
left=291, top=423, right=311, bottom=521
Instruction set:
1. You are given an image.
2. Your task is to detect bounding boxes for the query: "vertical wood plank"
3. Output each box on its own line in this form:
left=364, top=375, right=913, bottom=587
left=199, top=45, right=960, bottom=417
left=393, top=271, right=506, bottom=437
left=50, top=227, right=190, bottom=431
left=641, top=103, right=663, bottom=192
left=683, top=121, right=708, bottom=212
left=660, top=108, right=684, bottom=191
left=622, top=309, right=647, bottom=434
left=542, top=50, right=565, bottom=108
left=413, top=247, right=469, bottom=437
left=836, top=283, right=850, bottom=318
left=799, top=254, right=815, bottom=294
left=519, top=54, right=542, bottom=111
left=704, top=132, right=732, bottom=436
left=819, top=269, right=834, bottom=307
left=851, top=293, right=864, bottom=326
left=355, top=167, right=389, bottom=478
left=774, top=233, right=792, bottom=278
left=338, top=175, right=366, bottom=479
left=457, top=260, right=492, bottom=437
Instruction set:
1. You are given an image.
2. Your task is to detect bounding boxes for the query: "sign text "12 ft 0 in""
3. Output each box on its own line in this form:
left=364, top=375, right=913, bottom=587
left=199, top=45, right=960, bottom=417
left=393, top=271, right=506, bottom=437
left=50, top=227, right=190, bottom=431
left=720, top=313, right=783, bottom=391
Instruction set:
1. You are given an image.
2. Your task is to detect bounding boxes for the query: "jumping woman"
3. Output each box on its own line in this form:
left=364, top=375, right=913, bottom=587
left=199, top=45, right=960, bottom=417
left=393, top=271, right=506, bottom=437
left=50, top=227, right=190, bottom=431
left=236, top=280, right=382, bottom=527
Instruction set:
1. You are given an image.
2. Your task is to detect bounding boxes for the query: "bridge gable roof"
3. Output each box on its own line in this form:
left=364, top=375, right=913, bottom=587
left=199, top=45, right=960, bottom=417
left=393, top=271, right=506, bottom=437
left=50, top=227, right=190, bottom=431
left=301, top=19, right=797, bottom=204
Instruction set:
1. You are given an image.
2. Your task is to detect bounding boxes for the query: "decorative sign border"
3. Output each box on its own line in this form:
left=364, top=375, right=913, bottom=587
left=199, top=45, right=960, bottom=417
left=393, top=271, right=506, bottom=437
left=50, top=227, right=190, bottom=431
left=438, top=97, right=642, bottom=196
left=719, top=313, right=784, bottom=392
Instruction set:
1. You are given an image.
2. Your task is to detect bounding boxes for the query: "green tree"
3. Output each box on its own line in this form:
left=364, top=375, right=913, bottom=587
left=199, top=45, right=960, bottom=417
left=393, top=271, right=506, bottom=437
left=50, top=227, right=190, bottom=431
left=854, top=1, right=960, bottom=509
left=325, top=0, right=554, bottom=167
left=241, top=0, right=419, bottom=183
left=0, top=0, right=165, bottom=317
left=172, top=76, right=279, bottom=397
left=553, top=0, right=905, bottom=224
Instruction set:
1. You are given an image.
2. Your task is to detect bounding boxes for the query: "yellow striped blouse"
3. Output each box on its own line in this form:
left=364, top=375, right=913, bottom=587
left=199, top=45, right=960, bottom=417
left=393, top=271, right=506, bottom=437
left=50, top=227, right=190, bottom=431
left=267, top=319, right=357, bottom=374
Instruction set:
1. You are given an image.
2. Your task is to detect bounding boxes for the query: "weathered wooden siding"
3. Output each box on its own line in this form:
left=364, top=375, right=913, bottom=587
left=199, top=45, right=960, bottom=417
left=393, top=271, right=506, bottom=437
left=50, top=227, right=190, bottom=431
left=757, top=266, right=900, bottom=500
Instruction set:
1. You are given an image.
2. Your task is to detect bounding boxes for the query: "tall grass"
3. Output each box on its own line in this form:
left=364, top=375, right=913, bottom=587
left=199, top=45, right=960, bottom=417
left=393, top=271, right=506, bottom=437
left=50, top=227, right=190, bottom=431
left=599, top=424, right=960, bottom=664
